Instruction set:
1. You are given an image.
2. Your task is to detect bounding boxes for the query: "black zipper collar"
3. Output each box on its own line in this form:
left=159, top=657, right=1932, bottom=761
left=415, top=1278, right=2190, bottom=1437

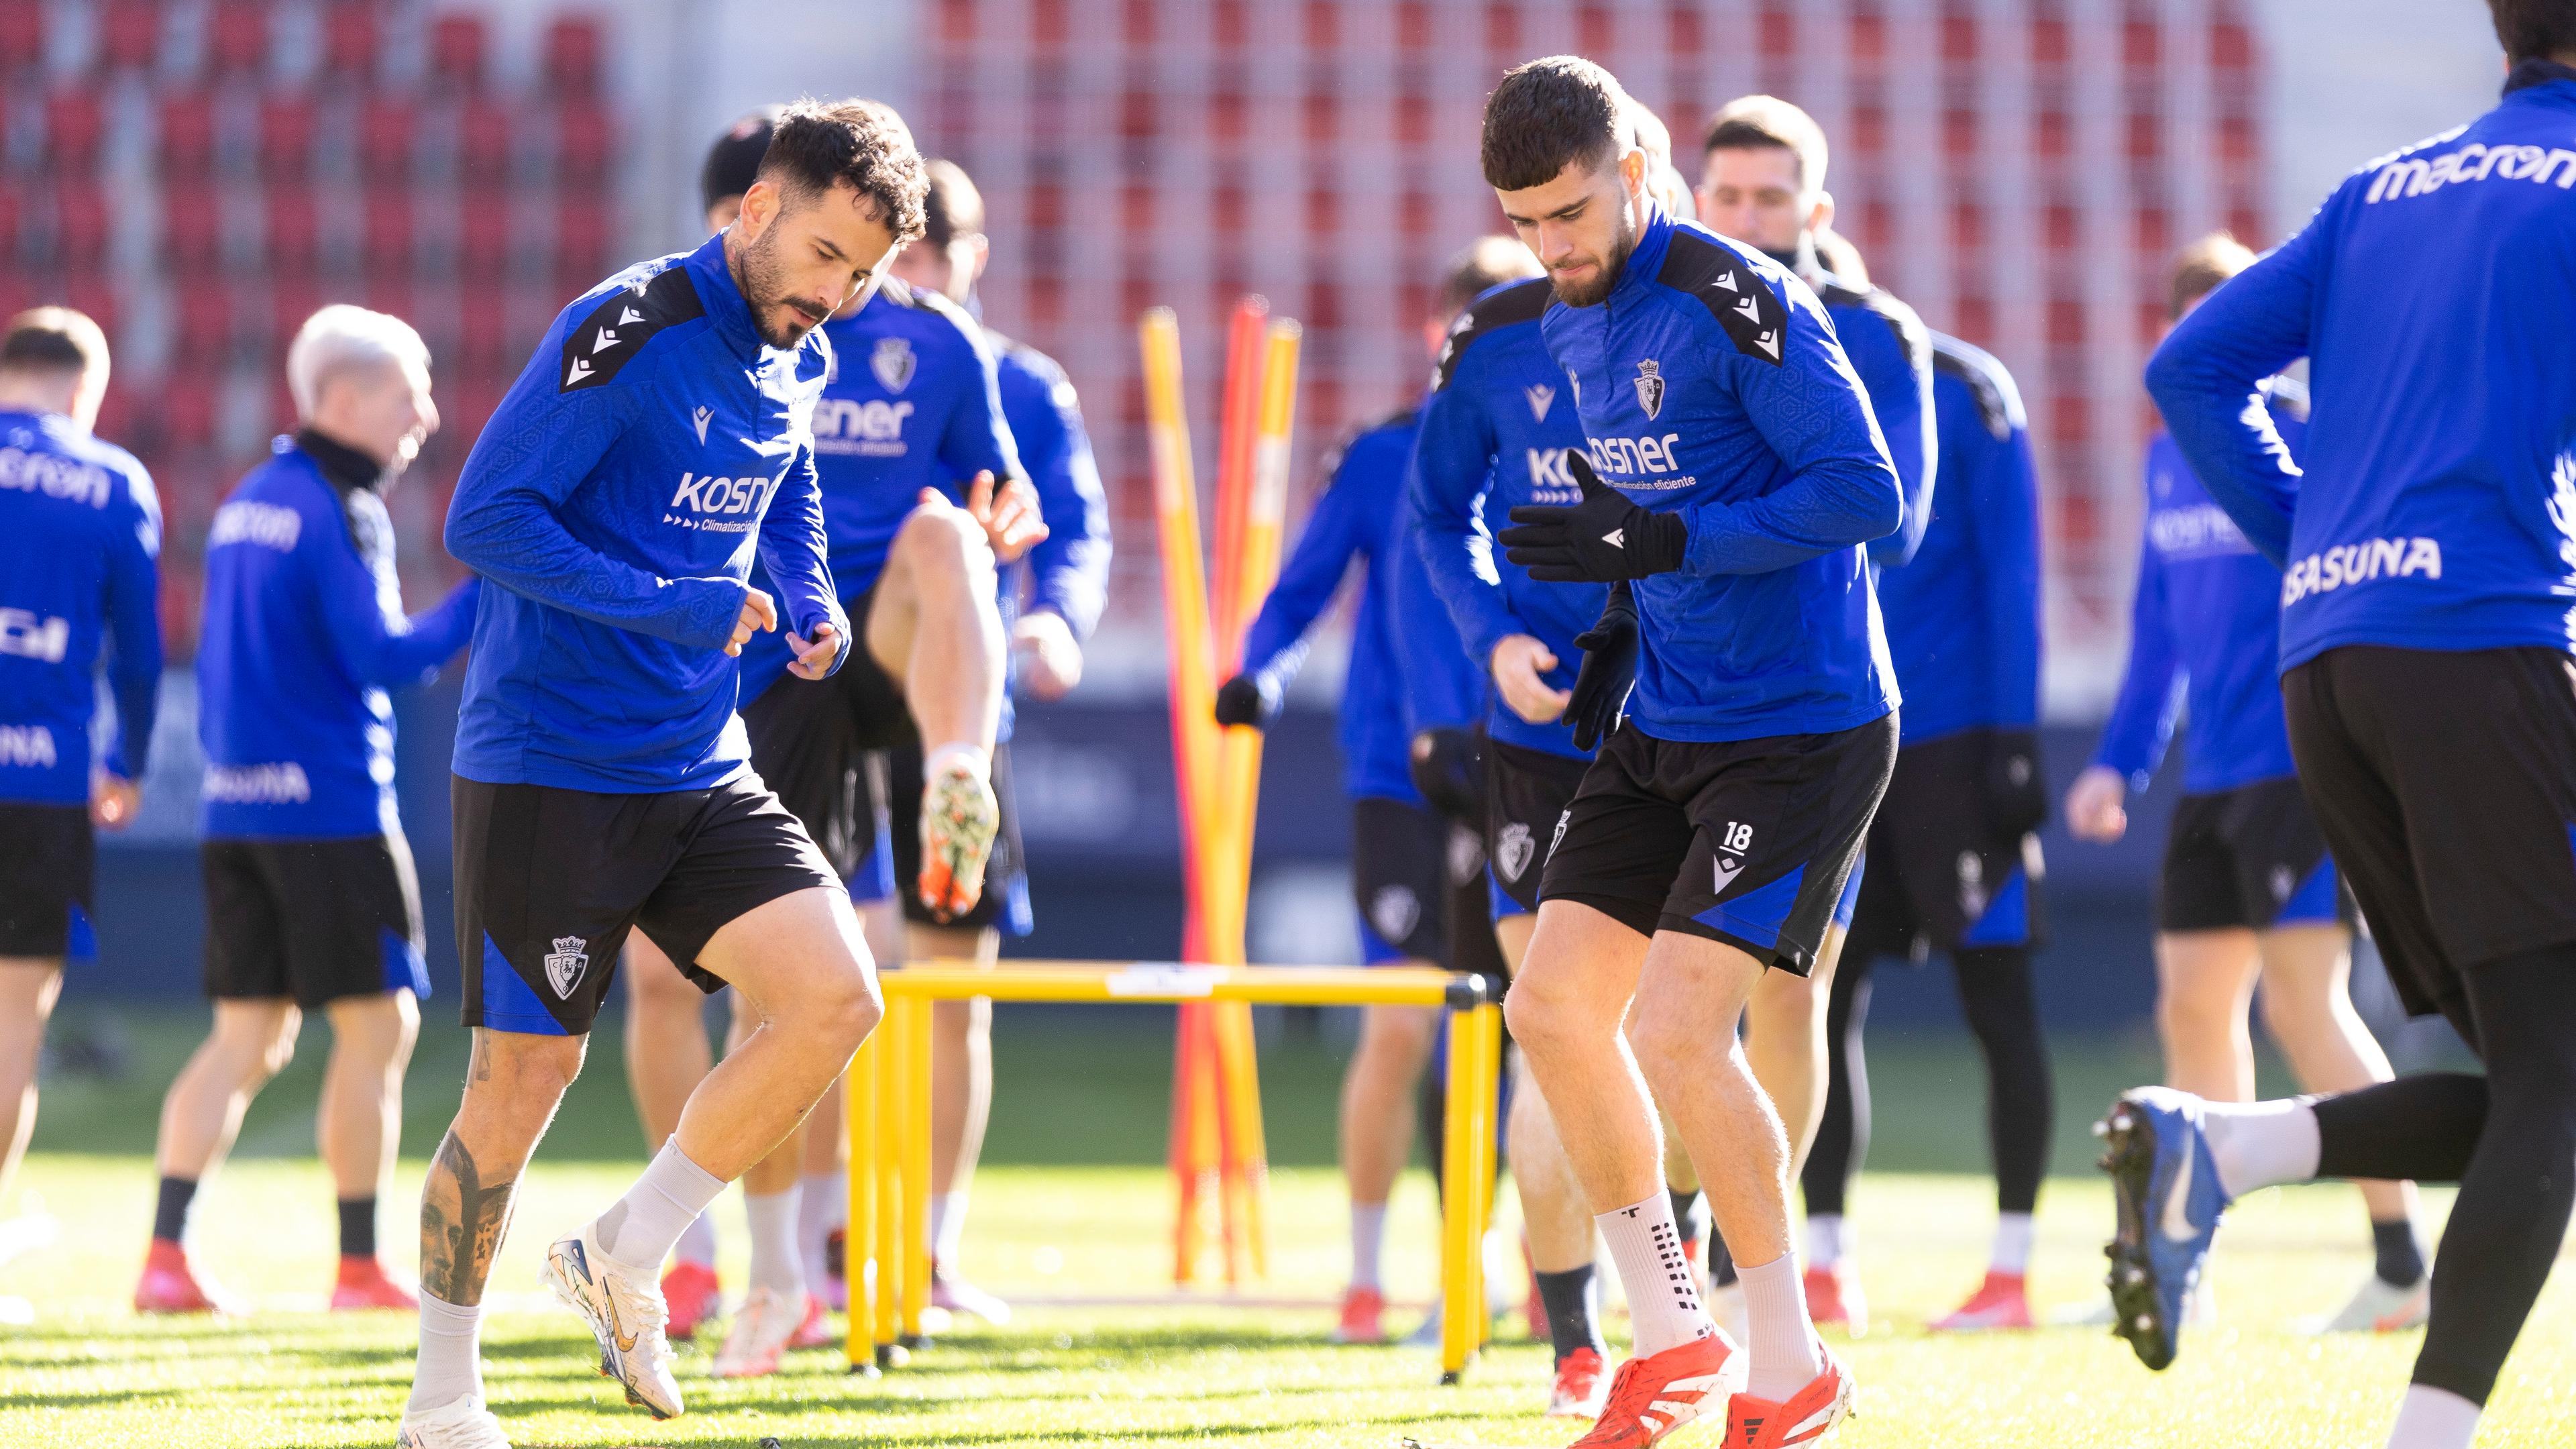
left=2504, top=58, right=2576, bottom=95
left=294, top=427, right=387, bottom=494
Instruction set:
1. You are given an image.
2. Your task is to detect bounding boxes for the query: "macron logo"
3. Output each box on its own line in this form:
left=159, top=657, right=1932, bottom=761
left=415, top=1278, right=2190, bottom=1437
left=1602, top=528, right=1624, bottom=549
left=2367, top=142, right=2576, bottom=203
left=692, top=406, right=713, bottom=445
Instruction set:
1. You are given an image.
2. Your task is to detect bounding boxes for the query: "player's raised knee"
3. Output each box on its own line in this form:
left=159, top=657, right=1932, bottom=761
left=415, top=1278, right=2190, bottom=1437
left=896, top=495, right=996, bottom=580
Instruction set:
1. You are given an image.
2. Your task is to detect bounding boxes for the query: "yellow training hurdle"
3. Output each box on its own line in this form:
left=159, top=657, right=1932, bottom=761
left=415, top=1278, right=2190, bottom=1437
left=844, top=960, right=1505, bottom=1383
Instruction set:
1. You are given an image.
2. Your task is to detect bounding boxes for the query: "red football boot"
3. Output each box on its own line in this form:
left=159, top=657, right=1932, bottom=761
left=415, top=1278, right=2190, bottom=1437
left=133, top=1240, right=237, bottom=1315
left=661, top=1259, right=721, bottom=1342
left=1546, top=1344, right=1611, bottom=1418
left=330, top=1255, right=419, bottom=1310
left=1564, top=1334, right=1740, bottom=1448
left=1724, top=1349, right=1855, bottom=1448
left=788, top=1291, right=834, bottom=1349
left=1330, top=1284, right=1387, bottom=1344
left=1802, top=1263, right=1866, bottom=1334
left=1929, top=1271, right=2033, bottom=1332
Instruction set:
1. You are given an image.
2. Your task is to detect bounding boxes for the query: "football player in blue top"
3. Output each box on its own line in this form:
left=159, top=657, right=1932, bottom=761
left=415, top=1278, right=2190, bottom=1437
left=0, top=308, right=158, bottom=1299
left=1481, top=58, right=1896, bottom=1449
left=398, top=101, right=920, bottom=1449
left=2100, top=22, right=2576, bottom=1435
left=139, top=307, right=479, bottom=1322
left=2065, top=235, right=2429, bottom=1344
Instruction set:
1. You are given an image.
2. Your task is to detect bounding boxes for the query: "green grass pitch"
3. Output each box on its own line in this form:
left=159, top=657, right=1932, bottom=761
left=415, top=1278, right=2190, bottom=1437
left=0, top=1008, right=2569, bottom=1447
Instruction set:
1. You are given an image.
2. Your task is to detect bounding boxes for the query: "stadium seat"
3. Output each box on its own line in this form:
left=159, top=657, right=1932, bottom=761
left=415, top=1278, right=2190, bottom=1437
left=0, top=182, right=19, bottom=268
left=44, top=91, right=103, bottom=174
left=362, top=185, right=416, bottom=277
left=555, top=101, right=613, bottom=184
left=458, top=98, right=515, bottom=185
left=260, top=95, right=317, bottom=181
left=431, top=13, right=486, bottom=92
left=264, top=183, right=321, bottom=277
left=96, top=0, right=158, bottom=71
left=268, top=280, right=324, bottom=360
left=555, top=193, right=610, bottom=291
left=543, top=17, right=602, bottom=97
left=359, top=97, right=417, bottom=181
left=456, top=186, right=511, bottom=274
left=0, top=1, right=40, bottom=74
left=322, top=1, right=380, bottom=83
left=458, top=283, right=509, bottom=367
left=63, top=274, right=118, bottom=339
left=160, top=179, right=221, bottom=276
left=209, top=0, right=270, bottom=77
left=172, top=284, right=235, bottom=368
left=50, top=177, right=109, bottom=267
left=158, top=91, right=217, bottom=178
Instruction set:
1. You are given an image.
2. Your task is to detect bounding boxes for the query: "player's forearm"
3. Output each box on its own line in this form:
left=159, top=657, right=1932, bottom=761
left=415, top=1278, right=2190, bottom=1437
left=1028, top=535, right=1111, bottom=641
left=2145, top=293, right=2305, bottom=568
left=446, top=493, right=742, bottom=649
left=1412, top=513, right=1520, bottom=672
left=1865, top=390, right=1939, bottom=569
left=1680, top=458, right=1902, bottom=575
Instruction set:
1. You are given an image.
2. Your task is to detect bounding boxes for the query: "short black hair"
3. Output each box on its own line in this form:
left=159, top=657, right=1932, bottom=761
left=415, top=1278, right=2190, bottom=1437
left=758, top=98, right=930, bottom=244
left=0, top=307, right=107, bottom=378
left=700, top=106, right=781, bottom=215
left=1481, top=56, right=1628, bottom=192
left=2490, top=0, right=2576, bottom=60
left=920, top=159, right=985, bottom=248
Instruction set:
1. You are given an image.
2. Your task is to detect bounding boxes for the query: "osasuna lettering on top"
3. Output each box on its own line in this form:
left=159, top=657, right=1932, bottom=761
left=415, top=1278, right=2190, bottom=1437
left=2282, top=535, right=2444, bottom=607
left=2367, top=136, right=2576, bottom=202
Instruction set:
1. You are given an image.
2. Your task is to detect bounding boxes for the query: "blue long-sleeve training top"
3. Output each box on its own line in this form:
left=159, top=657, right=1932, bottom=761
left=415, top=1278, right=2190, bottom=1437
left=199, top=433, right=479, bottom=838
left=1874, top=333, right=2043, bottom=744
left=446, top=232, right=846, bottom=794
left=2094, top=392, right=2310, bottom=796
left=1239, top=411, right=1446, bottom=803
left=736, top=279, right=1022, bottom=698
left=991, top=329, right=1112, bottom=643
left=1816, top=277, right=1939, bottom=569
left=1538, top=209, right=1903, bottom=743
left=1387, top=480, right=1487, bottom=741
left=1409, top=276, right=1605, bottom=761
left=2146, top=61, right=2576, bottom=673
left=0, top=409, right=160, bottom=805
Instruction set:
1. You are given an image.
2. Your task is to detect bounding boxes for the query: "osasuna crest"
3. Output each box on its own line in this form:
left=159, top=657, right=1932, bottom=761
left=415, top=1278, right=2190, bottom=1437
left=1957, top=849, right=1989, bottom=923
left=1633, top=359, right=1666, bottom=420
left=1496, top=822, right=1536, bottom=883
left=1371, top=885, right=1421, bottom=947
left=1524, top=383, right=1556, bottom=422
left=544, top=936, right=590, bottom=1000
left=871, top=336, right=917, bottom=392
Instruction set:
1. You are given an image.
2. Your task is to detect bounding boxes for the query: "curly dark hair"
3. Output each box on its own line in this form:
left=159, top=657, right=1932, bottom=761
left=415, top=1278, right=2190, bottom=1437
left=1480, top=56, right=1628, bottom=192
left=759, top=98, right=930, bottom=244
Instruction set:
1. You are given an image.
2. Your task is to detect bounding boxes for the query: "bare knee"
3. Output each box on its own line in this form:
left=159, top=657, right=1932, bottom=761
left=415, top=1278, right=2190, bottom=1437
left=1505, top=960, right=1597, bottom=1053
left=327, top=992, right=421, bottom=1069
left=1623, top=1008, right=1707, bottom=1097
left=895, top=500, right=996, bottom=585
left=801, top=961, right=883, bottom=1055
left=472, top=1031, right=585, bottom=1104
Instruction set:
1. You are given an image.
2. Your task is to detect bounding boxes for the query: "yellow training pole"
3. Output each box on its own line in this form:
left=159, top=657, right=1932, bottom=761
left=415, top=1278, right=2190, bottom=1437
left=845, top=1030, right=879, bottom=1371
left=902, top=993, right=934, bottom=1344
left=1470, top=1004, right=1502, bottom=1348
left=873, top=998, right=903, bottom=1362
left=1440, top=1002, right=1479, bottom=1382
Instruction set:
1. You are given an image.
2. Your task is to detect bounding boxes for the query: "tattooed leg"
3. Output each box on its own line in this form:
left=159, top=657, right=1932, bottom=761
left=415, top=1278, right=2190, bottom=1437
left=417, top=1028, right=585, bottom=1305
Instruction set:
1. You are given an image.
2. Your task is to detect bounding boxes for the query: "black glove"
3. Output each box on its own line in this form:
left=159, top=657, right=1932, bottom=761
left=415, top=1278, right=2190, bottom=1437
left=1499, top=450, right=1687, bottom=582
left=1213, top=672, right=1281, bottom=730
left=1565, top=582, right=1639, bottom=753
left=1984, top=729, right=2048, bottom=838
left=1409, top=727, right=1484, bottom=824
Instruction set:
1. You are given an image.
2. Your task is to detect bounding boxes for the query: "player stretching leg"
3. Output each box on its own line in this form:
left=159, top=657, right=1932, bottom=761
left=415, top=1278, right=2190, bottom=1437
left=140, top=309, right=478, bottom=1317
left=2110, top=15, right=2576, bottom=1448
left=1483, top=58, right=1901, bottom=1448
left=393, top=101, right=918, bottom=1449
left=1684, top=97, right=1937, bottom=1332
left=2066, top=235, right=2428, bottom=1336
left=0, top=309, right=159, bottom=1311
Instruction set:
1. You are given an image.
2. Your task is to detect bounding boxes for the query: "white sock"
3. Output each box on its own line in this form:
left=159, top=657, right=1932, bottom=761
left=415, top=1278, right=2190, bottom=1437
left=931, top=1190, right=970, bottom=1266
left=2385, top=1384, right=2481, bottom=1449
left=1805, top=1213, right=1847, bottom=1269
left=1349, top=1201, right=1387, bottom=1292
left=407, top=1291, right=485, bottom=1414
left=1596, top=1191, right=1716, bottom=1357
left=1738, top=1251, right=1825, bottom=1401
left=922, top=741, right=991, bottom=784
left=1991, top=1212, right=2035, bottom=1276
left=744, top=1186, right=805, bottom=1299
left=2202, top=1098, right=2322, bottom=1199
left=674, top=1210, right=718, bottom=1271
left=596, top=1142, right=729, bottom=1274
left=799, top=1171, right=845, bottom=1287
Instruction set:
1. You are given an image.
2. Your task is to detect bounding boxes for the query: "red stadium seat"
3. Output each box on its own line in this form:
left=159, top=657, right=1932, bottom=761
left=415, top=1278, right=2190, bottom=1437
left=364, top=274, right=415, bottom=334
left=172, top=284, right=235, bottom=366
left=264, top=184, right=321, bottom=276
left=161, top=376, right=219, bottom=451
left=456, top=186, right=511, bottom=274
left=0, top=1, right=40, bottom=73
left=97, top=0, right=157, bottom=71
left=50, top=176, right=108, bottom=266
left=358, top=97, right=416, bottom=182
left=270, top=278, right=324, bottom=356
left=543, top=16, right=603, bottom=96
left=431, top=13, right=485, bottom=91
left=362, top=185, right=415, bottom=276
left=458, top=285, right=508, bottom=367
left=259, top=95, right=316, bottom=181
left=160, top=179, right=221, bottom=275
left=158, top=91, right=216, bottom=178
left=323, top=1, right=380, bottom=82
left=555, top=101, right=612, bottom=185
left=209, top=0, right=270, bottom=76
left=44, top=91, right=102, bottom=173
left=63, top=274, right=117, bottom=338
left=0, top=182, right=19, bottom=267
left=555, top=193, right=609, bottom=289
left=457, top=98, right=514, bottom=184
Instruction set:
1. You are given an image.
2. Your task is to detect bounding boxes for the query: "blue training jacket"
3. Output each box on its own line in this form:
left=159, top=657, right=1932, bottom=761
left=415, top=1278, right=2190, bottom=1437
left=199, top=435, right=479, bottom=838
left=2094, top=392, right=2310, bottom=796
left=737, top=280, right=1020, bottom=698
left=0, top=409, right=160, bottom=806
left=446, top=233, right=846, bottom=794
left=1410, top=276, right=1605, bottom=761
left=2147, top=62, right=2576, bottom=672
left=1241, top=411, right=1460, bottom=802
left=1538, top=210, right=1903, bottom=743
left=1875, top=334, right=2043, bottom=744
left=991, top=330, right=1112, bottom=644
left=1815, top=278, right=1939, bottom=569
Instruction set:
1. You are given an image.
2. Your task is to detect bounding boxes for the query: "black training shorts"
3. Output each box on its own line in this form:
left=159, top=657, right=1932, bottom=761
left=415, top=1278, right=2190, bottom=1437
left=2282, top=645, right=2576, bottom=1029
left=1485, top=738, right=1593, bottom=916
left=203, top=834, right=427, bottom=1006
left=2159, top=775, right=2344, bottom=934
left=1352, top=795, right=1450, bottom=964
left=0, top=802, right=93, bottom=959
left=739, top=582, right=911, bottom=881
left=1538, top=714, right=1896, bottom=975
left=1845, top=727, right=2045, bottom=963
left=452, top=771, right=841, bottom=1036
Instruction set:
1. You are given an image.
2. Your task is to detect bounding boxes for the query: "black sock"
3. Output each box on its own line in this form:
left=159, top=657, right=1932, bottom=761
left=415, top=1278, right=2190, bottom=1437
left=338, top=1197, right=378, bottom=1260
left=1535, top=1264, right=1605, bottom=1361
left=2372, top=1218, right=2426, bottom=1288
left=1707, top=1227, right=1737, bottom=1287
left=1668, top=1187, right=1706, bottom=1248
left=152, top=1177, right=197, bottom=1245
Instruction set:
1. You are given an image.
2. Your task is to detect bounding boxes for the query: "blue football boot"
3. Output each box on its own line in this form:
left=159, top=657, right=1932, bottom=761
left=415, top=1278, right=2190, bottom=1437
left=2098, top=1086, right=2231, bottom=1370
